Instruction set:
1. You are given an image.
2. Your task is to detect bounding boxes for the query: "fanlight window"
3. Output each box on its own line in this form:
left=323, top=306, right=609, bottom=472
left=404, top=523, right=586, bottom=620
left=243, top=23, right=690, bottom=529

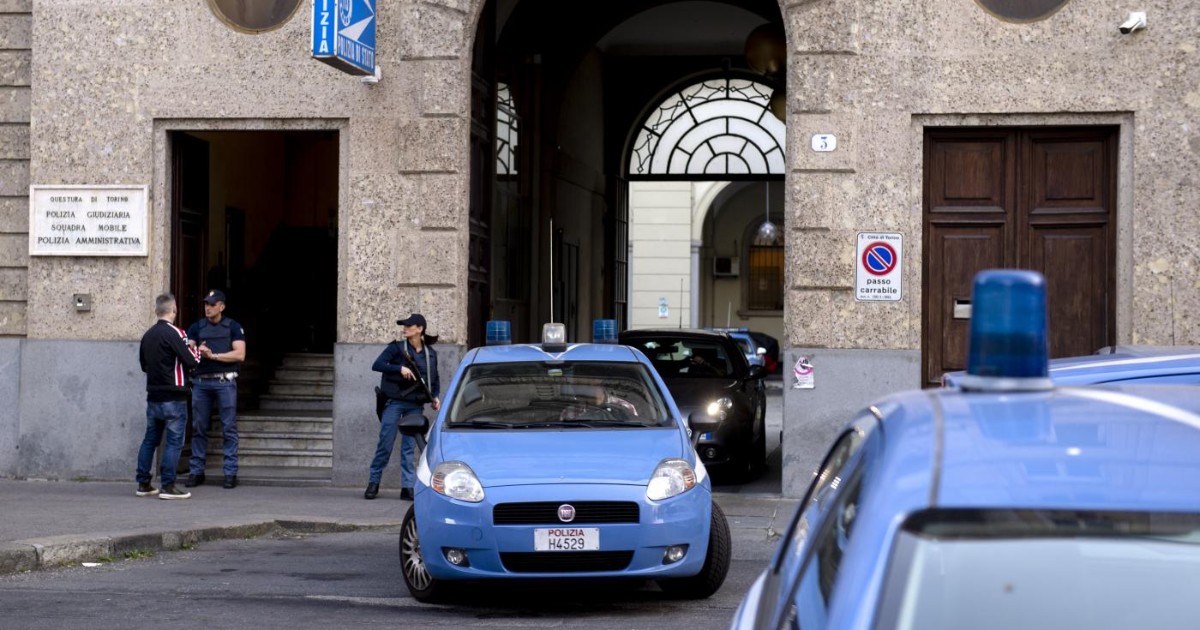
left=630, top=77, right=785, bottom=177
left=497, top=83, right=518, bottom=176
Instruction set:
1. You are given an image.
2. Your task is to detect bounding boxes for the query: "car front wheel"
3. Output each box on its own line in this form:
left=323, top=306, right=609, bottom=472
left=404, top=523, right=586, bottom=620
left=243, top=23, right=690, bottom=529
left=656, top=501, right=731, bottom=599
left=399, top=504, right=448, bottom=603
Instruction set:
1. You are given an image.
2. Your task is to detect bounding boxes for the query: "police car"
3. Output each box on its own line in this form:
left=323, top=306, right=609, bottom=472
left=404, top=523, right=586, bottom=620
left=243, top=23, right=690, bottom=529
left=400, top=320, right=731, bottom=602
left=730, top=270, right=1200, bottom=629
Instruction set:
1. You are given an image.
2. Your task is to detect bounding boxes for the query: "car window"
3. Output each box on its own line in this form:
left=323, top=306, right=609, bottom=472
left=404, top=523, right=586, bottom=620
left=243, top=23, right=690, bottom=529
left=446, top=361, right=671, bottom=428
left=875, top=509, right=1200, bottom=630
left=786, top=457, right=866, bottom=629
left=626, top=338, right=735, bottom=378
left=762, top=411, right=877, bottom=628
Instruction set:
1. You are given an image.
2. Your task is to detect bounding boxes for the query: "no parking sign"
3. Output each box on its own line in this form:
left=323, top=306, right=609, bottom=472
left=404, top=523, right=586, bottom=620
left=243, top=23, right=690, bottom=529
left=855, top=232, right=902, bottom=301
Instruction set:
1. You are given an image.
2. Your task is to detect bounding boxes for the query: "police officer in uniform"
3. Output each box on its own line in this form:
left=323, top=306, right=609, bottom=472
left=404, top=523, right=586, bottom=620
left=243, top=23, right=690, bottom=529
left=186, top=289, right=247, bottom=489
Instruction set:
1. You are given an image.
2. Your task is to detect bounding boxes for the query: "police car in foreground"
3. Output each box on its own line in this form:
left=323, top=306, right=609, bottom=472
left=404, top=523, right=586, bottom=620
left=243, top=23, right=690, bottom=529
left=401, top=320, right=730, bottom=602
left=731, top=270, right=1200, bottom=629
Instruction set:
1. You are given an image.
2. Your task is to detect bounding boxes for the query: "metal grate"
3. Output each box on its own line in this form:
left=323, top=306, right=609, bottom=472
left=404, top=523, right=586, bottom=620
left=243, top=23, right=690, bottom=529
left=493, top=501, right=640, bottom=525
left=501, top=551, right=634, bottom=573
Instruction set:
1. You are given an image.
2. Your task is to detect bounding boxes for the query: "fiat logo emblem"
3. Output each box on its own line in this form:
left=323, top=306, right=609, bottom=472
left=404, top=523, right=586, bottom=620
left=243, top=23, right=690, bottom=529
left=557, top=504, right=576, bottom=523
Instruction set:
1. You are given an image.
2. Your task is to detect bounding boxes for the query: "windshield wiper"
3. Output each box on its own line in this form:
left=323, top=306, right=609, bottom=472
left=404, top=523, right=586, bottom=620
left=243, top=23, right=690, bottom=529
left=510, top=421, right=594, bottom=429
left=580, top=420, right=653, bottom=428
left=450, top=421, right=511, bottom=429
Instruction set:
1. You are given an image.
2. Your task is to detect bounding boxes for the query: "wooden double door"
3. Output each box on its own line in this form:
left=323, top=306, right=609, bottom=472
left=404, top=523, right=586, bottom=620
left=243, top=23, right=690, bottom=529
left=922, top=127, right=1117, bottom=386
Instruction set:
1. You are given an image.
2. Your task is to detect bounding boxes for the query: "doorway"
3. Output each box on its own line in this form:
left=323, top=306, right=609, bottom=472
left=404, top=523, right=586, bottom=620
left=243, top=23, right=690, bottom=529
left=922, top=126, right=1118, bottom=386
left=170, top=129, right=340, bottom=404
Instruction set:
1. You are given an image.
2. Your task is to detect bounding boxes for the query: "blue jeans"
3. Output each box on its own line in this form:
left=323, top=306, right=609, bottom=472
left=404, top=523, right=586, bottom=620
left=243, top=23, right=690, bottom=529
left=369, top=399, right=422, bottom=487
left=190, top=379, right=238, bottom=476
left=136, top=400, right=188, bottom=486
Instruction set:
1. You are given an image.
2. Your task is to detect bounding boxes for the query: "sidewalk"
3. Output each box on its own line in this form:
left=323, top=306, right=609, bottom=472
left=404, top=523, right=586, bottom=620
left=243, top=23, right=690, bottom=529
left=0, top=479, right=797, bottom=575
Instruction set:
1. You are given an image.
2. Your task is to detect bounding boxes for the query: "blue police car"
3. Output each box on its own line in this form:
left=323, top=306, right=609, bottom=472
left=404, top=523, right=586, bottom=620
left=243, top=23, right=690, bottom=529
left=400, top=321, right=731, bottom=602
left=730, top=270, right=1200, bottom=629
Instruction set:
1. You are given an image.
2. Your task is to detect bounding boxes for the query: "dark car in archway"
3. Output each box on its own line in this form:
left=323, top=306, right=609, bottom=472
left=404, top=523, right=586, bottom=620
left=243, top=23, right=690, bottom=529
left=619, top=329, right=768, bottom=478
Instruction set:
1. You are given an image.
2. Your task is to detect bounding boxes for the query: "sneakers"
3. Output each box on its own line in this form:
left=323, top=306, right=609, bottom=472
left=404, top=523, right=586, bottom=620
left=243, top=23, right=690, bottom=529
left=184, top=473, right=205, bottom=488
left=135, top=482, right=159, bottom=497
left=158, top=484, right=192, bottom=500
left=223, top=475, right=238, bottom=489
left=399, top=487, right=414, bottom=501
left=364, top=482, right=379, bottom=500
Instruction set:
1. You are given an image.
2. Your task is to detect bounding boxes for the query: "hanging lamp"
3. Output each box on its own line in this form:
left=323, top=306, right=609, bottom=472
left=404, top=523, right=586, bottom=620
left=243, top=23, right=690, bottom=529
left=753, top=181, right=780, bottom=245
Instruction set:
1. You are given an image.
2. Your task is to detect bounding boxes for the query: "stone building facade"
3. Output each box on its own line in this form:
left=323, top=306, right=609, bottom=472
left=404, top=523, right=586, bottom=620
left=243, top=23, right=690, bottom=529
left=1, top=0, right=1196, bottom=495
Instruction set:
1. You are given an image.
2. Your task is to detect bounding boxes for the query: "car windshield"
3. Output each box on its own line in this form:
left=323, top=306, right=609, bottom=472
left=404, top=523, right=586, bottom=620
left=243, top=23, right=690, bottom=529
left=876, top=509, right=1200, bottom=630
left=446, top=361, right=671, bottom=428
left=626, top=338, right=735, bottom=379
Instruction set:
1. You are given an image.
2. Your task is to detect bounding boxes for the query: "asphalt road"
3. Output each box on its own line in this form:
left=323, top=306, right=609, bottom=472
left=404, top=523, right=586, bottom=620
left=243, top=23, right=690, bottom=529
left=0, top=524, right=777, bottom=630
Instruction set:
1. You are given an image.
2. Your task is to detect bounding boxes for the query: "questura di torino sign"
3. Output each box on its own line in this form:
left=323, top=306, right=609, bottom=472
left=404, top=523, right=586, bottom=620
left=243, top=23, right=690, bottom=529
left=29, top=185, right=148, bottom=256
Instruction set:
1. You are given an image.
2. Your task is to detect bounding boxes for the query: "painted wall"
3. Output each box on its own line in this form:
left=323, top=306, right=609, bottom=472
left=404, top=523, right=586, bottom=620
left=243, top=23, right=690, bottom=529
left=629, top=181, right=693, bottom=329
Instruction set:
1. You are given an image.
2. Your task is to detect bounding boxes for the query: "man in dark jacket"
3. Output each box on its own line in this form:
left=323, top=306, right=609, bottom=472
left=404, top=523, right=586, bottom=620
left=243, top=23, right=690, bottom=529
left=137, top=293, right=201, bottom=499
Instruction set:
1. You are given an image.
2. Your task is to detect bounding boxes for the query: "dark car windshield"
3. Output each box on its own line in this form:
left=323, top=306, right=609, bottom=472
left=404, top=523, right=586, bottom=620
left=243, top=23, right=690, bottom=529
left=875, top=509, right=1200, bottom=629
left=624, top=337, right=736, bottom=379
left=446, top=361, right=671, bottom=428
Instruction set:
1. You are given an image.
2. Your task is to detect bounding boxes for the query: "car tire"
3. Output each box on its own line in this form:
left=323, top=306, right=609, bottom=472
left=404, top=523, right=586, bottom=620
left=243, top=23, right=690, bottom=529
left=657, top=501, right=731, bottom=599
left=399, top=504, right=448, bottom=603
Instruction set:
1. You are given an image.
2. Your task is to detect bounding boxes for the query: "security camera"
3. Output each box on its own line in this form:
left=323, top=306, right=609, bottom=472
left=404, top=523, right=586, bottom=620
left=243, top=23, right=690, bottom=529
left=1119, top=11, right=1146, bottom=34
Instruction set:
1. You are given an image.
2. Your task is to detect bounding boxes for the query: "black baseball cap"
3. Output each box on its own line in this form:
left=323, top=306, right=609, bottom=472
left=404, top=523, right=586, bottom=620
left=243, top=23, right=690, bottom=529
left=397, top=313, right=426, bottom=328
left=202, top=289, right=226, bottom=305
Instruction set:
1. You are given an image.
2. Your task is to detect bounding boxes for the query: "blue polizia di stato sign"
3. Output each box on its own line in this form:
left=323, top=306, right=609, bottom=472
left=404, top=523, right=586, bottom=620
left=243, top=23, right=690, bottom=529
left=312, top=0, right=376, bottom=76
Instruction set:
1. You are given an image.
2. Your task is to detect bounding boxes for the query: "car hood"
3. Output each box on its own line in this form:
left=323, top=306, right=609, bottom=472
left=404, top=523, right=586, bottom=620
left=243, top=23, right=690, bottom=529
left=436, top=428, right=688, bottom=487
left=659, top=379, right=738, bottom=408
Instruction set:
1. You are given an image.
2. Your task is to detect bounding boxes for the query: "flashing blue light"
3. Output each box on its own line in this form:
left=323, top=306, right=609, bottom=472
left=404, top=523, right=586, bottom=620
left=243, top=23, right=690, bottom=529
left=962, top=269, right=1052, bottom=391
left=593, top=319, right=618, bottom=344
left=485, top=320, right=512, bottom=345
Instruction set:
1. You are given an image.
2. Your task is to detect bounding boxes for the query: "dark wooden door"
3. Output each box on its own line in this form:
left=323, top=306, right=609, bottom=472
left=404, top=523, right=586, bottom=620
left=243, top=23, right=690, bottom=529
left=922, top=127, right=1116, bottom=386
left=171, top=132, right=209, bottom=333
left=466, top=1, right=495, bottom=349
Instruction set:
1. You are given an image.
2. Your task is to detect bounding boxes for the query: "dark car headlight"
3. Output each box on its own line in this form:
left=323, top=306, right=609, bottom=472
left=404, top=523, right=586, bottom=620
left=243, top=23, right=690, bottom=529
left=705, top=397, right=733, bottom=419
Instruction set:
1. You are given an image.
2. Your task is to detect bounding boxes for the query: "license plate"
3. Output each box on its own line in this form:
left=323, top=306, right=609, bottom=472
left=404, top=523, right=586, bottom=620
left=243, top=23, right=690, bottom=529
left=534, top=527, right=599, bottom=551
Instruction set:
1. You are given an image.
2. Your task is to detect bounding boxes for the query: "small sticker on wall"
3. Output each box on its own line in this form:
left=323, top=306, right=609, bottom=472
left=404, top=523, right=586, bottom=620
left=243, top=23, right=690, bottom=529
left=793, top=356, right=814, bottom=389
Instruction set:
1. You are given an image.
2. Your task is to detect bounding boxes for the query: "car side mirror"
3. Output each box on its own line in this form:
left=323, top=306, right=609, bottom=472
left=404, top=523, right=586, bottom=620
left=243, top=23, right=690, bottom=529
left=746, top=364, right=767, bottom=380
left=687, top=413, right=720, bottom=448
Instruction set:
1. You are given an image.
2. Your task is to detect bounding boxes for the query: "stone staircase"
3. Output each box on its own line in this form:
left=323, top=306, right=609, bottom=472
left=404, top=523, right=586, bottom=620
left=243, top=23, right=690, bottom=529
left=202, top=353, right=334, bottom=486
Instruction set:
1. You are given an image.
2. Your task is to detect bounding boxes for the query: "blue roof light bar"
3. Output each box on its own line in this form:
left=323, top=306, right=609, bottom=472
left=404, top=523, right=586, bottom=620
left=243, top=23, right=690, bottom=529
left=485, top=320, right=512, bottom=346
left=593, top=319, right=618, bottom=344
left=959, top=269, right=1053, bottom=392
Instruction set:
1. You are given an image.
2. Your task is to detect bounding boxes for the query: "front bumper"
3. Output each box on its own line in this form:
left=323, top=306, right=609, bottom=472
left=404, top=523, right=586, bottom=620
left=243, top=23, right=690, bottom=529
left=682, top=406, right=753, bottom=466
left=414, top=483, right=712, bottom=580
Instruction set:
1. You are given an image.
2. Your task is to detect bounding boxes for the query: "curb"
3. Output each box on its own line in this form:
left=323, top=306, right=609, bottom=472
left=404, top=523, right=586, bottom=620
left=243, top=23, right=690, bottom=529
left=0, top=517, right=405, bottom=576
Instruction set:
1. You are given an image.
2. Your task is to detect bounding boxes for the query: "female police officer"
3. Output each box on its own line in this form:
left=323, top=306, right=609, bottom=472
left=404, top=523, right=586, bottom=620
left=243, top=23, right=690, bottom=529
left=365, top=313, right=441, bottom=500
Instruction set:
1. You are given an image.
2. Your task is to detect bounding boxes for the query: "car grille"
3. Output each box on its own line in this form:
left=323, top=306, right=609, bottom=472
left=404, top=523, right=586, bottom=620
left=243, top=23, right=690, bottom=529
left=493, top=501, right=640, bottom=525
left=500, top=551, right=634, bottom=573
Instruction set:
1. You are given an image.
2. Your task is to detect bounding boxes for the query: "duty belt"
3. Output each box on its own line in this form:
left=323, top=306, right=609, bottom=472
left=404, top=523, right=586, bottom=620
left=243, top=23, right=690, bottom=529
left=194, top=372, right=238, bottom=381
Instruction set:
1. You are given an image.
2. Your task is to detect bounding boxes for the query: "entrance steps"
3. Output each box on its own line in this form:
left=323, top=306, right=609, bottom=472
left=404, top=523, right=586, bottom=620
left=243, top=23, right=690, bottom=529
left=201, top=353, right=334, bottom=486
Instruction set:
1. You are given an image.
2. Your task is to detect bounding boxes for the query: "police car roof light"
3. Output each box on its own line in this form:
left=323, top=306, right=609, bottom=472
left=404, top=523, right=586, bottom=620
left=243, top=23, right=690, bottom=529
left=593, top=319, right=618, bottom=344
left=959, top=269, right=1053, bottom=392
left=542, top=323, right=567, bottom=351
left=485, top=320, right=512, bottom=346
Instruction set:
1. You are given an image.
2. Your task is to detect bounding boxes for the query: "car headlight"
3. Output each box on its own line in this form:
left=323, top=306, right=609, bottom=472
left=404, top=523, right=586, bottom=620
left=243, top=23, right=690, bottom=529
left=705, top=397, right=733, bottom=419
left=646, top=459, right=697, bottom=501
left=431, top=461, right=485, bottom=503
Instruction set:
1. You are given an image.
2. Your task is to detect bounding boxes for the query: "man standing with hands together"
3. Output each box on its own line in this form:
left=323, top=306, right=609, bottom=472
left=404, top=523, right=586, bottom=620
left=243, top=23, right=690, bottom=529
left=186, top=289, right=246, bottom=490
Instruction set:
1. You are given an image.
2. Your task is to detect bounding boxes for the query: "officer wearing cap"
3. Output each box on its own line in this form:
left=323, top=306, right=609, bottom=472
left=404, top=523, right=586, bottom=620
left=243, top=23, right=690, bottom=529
left=185, top=289, right=247, bottom=490
left=365, top=313, right=441, bottom=501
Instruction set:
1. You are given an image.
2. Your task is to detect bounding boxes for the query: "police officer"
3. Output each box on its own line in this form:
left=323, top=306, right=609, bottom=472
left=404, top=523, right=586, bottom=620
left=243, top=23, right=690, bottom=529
left=365, top=313, right=441, bottom=501
left=185, top=289, right=246, bottom=489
